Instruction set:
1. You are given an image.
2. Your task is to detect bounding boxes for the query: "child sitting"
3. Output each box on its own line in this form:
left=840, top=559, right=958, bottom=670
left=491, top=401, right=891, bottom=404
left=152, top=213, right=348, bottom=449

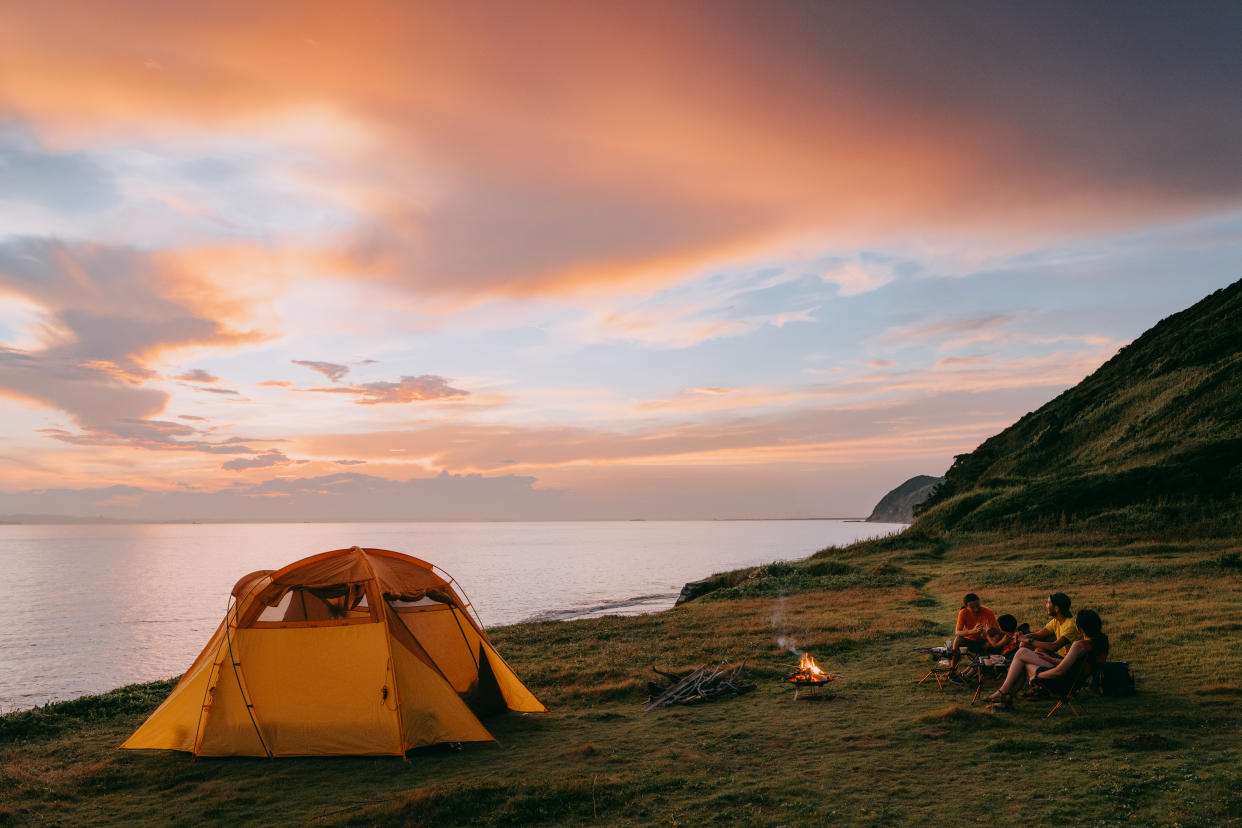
left=984, top=614, right=1022, bottom=655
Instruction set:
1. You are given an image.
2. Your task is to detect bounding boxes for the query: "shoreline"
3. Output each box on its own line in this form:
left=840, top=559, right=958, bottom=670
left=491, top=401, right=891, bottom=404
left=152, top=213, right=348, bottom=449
left=0, top=516, right=875, bottom=526
left=0, top=588, right=690, bottom=714
left=2, top=519, right=907, bottom=714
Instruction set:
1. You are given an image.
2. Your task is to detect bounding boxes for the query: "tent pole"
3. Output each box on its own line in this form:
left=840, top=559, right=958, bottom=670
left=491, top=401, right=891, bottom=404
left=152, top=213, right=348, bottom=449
left=433, top=564, right=487, bottom=631
left=222, top=582, right=274, bottom=758
left=190, top=603, right=232, bottom=758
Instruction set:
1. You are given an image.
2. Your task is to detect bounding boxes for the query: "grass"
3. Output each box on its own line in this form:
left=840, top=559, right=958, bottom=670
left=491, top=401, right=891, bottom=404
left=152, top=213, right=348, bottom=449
left=3, top=529, right=1242, bottom=826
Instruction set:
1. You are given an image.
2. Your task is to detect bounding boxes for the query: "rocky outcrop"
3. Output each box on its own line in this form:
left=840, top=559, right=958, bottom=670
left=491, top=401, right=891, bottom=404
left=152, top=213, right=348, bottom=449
left=674, top=576, right=723, bottom=606
left=866, top=475, right=943, bottom=523
left=674, top=567, right=767, bottom=606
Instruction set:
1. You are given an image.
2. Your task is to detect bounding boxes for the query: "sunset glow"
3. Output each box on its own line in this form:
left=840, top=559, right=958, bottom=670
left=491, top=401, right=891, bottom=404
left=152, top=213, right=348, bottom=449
left=3, top=2, right=1241, bottom=520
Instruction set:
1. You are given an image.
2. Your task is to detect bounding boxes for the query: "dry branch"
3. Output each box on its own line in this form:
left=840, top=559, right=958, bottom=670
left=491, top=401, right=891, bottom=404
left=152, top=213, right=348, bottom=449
left=643, top=661, right=754, bottom=711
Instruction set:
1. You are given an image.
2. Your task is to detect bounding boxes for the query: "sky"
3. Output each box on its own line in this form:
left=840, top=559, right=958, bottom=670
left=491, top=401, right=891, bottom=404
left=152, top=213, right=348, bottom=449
left=1, top=1, right=1241, bottom=521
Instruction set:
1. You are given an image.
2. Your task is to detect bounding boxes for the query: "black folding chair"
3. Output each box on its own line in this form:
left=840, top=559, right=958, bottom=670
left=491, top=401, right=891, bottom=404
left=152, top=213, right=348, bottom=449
left=1032, top=657, right=1091, bottom=718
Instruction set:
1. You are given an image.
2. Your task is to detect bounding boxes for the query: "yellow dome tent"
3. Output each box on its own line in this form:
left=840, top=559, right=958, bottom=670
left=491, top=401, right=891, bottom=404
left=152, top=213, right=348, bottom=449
left=122, top=546, right=546, bottom=756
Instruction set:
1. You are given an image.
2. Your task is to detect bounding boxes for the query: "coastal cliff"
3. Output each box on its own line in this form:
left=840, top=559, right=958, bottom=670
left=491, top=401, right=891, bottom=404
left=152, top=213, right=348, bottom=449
left=865, top=475, right=943, bottom=523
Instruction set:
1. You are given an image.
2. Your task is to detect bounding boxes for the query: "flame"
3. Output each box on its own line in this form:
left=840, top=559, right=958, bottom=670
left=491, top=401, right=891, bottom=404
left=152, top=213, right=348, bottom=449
left=788, top=652, right=834, bottom=683
left=799, top=652, right=826, bottom=678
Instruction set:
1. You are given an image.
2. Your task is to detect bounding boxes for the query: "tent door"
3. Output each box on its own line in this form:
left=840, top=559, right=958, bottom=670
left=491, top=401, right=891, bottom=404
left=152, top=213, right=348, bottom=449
left=466, top=643, right=506, bottom=716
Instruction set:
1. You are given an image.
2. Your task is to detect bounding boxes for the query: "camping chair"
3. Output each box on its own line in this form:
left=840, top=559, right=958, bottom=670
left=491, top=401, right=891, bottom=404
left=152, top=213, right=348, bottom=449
left=914, top=647, right=965, bottom=689
left=1031, top=656, right=1091, bottom=718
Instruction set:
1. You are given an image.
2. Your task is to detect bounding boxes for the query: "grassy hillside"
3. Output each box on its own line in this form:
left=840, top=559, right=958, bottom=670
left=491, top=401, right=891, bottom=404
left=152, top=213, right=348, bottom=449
left=915, top=278, right=1242, bottom=535
left=2, top=529, right=1241, bottom=826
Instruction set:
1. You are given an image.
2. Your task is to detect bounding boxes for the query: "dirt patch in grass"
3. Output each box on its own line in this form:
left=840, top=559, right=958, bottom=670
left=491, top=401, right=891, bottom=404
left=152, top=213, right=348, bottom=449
left=987, top=737, right=1056, bottom=754
left=562, top=678, right=644, bottom=703
left=841, top=735, right=890, bottom=748
left=917, top=704, right=996, bottom=728
left=356, top=775, right=683, bottom=827
left=1111, top=733, right=1182, bottom=751
left=560, top=743, right=599, bottom=761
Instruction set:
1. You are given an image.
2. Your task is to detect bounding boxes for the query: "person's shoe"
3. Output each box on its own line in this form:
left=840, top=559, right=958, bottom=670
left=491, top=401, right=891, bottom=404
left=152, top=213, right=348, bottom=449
left=986, top=691, right=1013, bottom=711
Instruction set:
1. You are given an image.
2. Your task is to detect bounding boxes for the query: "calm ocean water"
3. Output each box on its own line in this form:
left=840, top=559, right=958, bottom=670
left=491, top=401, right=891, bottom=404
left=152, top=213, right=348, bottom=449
left=0, top=520, right=903, bottom=711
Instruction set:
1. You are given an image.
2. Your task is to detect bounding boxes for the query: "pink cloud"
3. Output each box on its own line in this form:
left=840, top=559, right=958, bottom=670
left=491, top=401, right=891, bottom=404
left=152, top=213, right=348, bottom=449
left=304, top=374, right=469, bottom=405
left=0, top=238, right=266, bottom=453
left=221, top=449, right=292, bottom=471
left=292, top=359, right=350, bottom=382
left=3, top=3, right=1239, bottom=304
left=174, top=368, right=218, bottom=382
left=292, top=390, right=1044, bottom=475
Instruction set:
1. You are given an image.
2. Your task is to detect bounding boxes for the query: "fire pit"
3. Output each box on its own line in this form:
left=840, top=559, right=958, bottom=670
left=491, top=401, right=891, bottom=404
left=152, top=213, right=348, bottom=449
left=785, top=653, right=839, bottom=700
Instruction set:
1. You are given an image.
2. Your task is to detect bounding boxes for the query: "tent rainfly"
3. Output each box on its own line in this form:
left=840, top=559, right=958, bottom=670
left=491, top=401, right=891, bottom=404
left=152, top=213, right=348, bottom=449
left=122, top=546, right=546, bottom=756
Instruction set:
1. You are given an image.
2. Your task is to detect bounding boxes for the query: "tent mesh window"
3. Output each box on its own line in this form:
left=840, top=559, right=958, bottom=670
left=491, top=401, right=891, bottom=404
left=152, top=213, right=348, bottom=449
left=385, top=593, right=445, bottom=612
left=251, top=582, right=376, bottom=626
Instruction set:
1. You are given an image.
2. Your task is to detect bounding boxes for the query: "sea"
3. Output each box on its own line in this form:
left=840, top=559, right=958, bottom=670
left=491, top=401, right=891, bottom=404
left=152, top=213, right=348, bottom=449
left=0, top=519, right=904, bottom=712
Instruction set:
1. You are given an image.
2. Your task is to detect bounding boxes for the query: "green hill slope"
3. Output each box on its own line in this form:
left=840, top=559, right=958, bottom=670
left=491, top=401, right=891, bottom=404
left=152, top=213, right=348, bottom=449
left=915, top=278, right=1242, bottom=535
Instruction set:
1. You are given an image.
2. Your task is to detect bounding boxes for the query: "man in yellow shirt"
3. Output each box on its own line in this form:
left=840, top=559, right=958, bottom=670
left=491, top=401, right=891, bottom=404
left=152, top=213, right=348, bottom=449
left=1019, top=592, right=1078, bottom=657
left=984, top=592, right=1080, bottom=708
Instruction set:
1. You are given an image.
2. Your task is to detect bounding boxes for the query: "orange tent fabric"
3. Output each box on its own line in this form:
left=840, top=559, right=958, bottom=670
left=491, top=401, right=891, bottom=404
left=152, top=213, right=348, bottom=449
left=123, top=547, right=545, bottom=756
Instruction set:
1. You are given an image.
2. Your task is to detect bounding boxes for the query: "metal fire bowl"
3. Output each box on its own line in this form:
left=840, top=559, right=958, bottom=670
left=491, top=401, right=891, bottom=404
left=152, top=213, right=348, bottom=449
left=787, top=677, right=836, bottom=700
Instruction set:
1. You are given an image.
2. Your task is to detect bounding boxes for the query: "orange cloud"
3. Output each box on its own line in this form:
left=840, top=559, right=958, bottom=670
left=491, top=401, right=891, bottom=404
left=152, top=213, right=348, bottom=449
left=4, top=3, right=1240, bottom=302
left=291, top=391, right=1028, bottom=477
left=634, top=386, right=815, bottom=416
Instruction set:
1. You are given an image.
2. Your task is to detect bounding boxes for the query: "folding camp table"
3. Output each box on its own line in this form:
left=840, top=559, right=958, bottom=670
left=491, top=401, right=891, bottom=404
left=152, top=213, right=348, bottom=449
left=913, top=647, right=968, bottom=689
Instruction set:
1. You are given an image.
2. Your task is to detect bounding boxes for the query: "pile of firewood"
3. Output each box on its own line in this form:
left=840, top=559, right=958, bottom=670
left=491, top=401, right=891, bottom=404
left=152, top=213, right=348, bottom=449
left=643, top=661, right=754, bottom=711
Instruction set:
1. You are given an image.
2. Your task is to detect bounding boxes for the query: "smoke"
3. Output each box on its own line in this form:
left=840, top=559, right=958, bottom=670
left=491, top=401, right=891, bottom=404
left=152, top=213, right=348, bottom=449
left=772, top=596, right=801, bottom=654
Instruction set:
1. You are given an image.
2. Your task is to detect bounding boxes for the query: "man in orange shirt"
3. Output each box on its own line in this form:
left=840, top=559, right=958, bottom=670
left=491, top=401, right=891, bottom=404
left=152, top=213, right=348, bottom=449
left=952, top=592, right=999, bottom=655
left=948, top=593, right=1000, bottom=682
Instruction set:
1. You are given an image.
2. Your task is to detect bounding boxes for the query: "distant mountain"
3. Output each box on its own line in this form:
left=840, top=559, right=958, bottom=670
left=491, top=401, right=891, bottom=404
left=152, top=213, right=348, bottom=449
left=915, top=278, right=1242, bottom=535
left=866, top=475, right=943, bottom=523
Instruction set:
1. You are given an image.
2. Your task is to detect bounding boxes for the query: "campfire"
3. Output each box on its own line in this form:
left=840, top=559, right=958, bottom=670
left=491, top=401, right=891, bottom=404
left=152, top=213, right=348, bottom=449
left=787, top=652, right=834, bottom=684
left=786, top=653, right=838, bottom=699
